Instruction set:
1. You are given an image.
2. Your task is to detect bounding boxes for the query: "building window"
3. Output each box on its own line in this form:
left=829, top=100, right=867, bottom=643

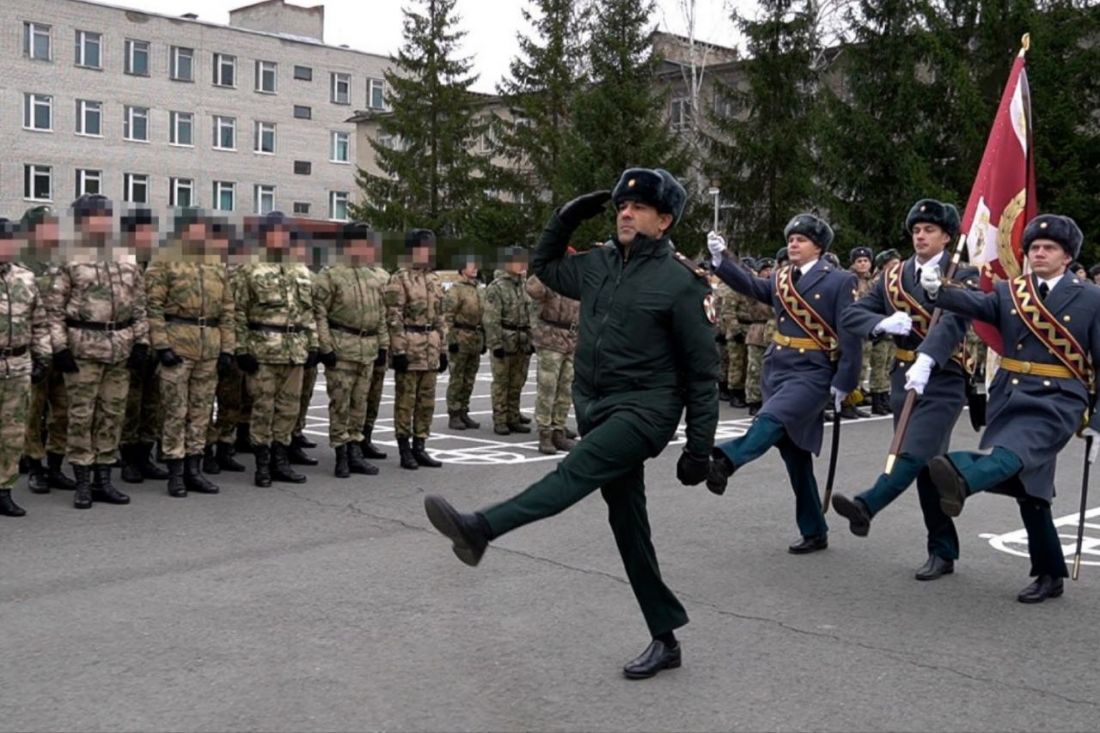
left=170, top=177, right=194, bottom=208
left=213, top=53, right=236, bottom=87
left=669, top=98, right=693, bottom=132
left=169, top=111, right=193, bottom=146
left=213, top=115, right=236, bottom=150
left=75, top=168, right=102, bottom=196
left=293, top=201, right=310, bottom=215
left=213, top=181, right=235, bottom=212
left=254, top=121, right=276, bottom=154
left=171, top=46, right=194, bottom=81
left=293, top=105, right=312, bottom=120
left=368, top=78, right=386, bottom=110
left=254, top=184, right=275, bottom=215
left=124, top=106, right=150, bottom=142
left=329, top=191, right=349, bottom=221
left=75, top=99, right=102, bottom=136
left=293, top=161, right=312, bottom=175
left=23, top=94, right=52, bottom=132
left=75, top=30, right=101, bottom=69
left=125, top=39, right=150, bottom=76
left=123, top=173, right=149, bottom=204
left=23, top=23, right=51, bottom=61
left=330, top=131, right=350, bottom=163
left=255, top=60, right=277, bottom=93
left=24, top=164, right=52, bottom=201
left=293, top=64, right=312, bottom=81
left=330, top=72, right=350, bottom=104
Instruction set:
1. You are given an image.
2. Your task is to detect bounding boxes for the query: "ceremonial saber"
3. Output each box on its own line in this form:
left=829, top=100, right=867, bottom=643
left=1072, top=435, right=1092, bottom=580
left=884, top=233, right=967, bottom=474
left=822, top=405, right=843, bottom=513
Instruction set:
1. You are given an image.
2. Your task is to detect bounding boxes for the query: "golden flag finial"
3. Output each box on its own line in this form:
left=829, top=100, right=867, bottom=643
left=1019, top=33, right=1030, bottom=57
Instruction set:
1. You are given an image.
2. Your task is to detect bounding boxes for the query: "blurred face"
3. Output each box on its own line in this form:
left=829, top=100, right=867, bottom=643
left=81, top=212, right=114, bottom=237
left=460, top=261, right=478, bottom=279
left=130, top=224, right=157, bottom=254
left=265, top=227, right=290, bottom=251
left=911, top=222, right=950, bottom=262
left=616, top=200, right=672, bottom=245
left=786, top=233, right=821, bottom=267
left=31, top=221, right=60, bottom=250
left=852, top=257, right=871, bottom=274
left=759, top=265, right=774, bottom=279
left=1027, top=239, right=1072, bottom=280
left=347, top=236, right=371, bottom=264
left=504, top=258, right=526, bottom=275
left=411, top=243, right=432, bottom=266
left=1092, top=272, right=1100, bottom=285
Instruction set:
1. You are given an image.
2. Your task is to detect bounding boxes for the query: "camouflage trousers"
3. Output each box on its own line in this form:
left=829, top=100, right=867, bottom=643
left=294, top=365, right=318, bottom=436
left=246, top=363, right=303, bottom=447
left=121, top=361, right=162, bottom=446
left=869, top=339, right=895, bottom=393
left=446, top=350, right=480, bottom=414
left=1, top=373, right=30, bottom=488
left=24, top=365, right=68, bottom=460
left=491, top=352, right=529, bottom=428
left=159, top=358, right=218, bottom=459
left=726, top=340, right=747, bottom=390
left=535, top=349, right=574, bottom=430
left=363, top=361, right=387, bottom=432
left=64, top=359, right=130, bottom=466
left=719, top=339, right=730, bottom=386
left=394, top=370, right=437, bottom=439
left=325, top=360, right=375, bottom=447
left=745, top=344, right=766, bottom=404
left=207, top=361, right=248, bottom=446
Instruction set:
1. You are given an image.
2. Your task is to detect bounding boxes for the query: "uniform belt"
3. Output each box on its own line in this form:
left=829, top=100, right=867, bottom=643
left=166, top=314, right=220, bottom=327
left=404, top=324, right=435, bottom=333
left=895, top=348, right=917, bottom=363
left=999, top=358, right=1075, bottom=379
left=452, top=323, right=480, bottom=331
left=66, top=318, right=135, bottom=331
left=501, top=322, right=529, bottom=331
left=540, top=316, right=577, bottom=332
left=772, top=333, right=837, bottom=361
left=248, top=321, right=307, bottom=334
left=328, top=320, right=379, bottom=337
left=0, top=345, right=28, bottom=357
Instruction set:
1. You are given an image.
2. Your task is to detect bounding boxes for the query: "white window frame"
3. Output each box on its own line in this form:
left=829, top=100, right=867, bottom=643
left=254, top=121, right=276, bottom=154
left=24, top=164, right=52, bottom=201
left=255, top=60, right=277, bottom=93
left=330, top=131, right=350, bottom=163
left=254, top=184, right=276, bottom=215
left=171, top=46, right=194, bottom=81
left=212, top=115, right=236, bottom=150
left=125, top=38, right=150, bottom=76
left=329, top=191, right=349, bottom=221
left=23, top=93, right=53, bottom=132
left=123, top=105, right=150, bottom=142
left=213, top=181, right=236, bottom=212
left=123, top=173, right=149, bottom=204
left=75, top=168, right=102, bottom=196
left=75, top=99, right=102, bottom=137
left=169, top=177, right=194, bottom=208
left=75, top=30, right=102, bottom=69
left=213, top=53, right=237, bottom=88
left=367, top=78, right=386, bottom=110
left=330, top=72, right=351, bottom=104
left=669, top=97, right=693, bottom=132
left=169, top=111, right=193, bottom=146
left=24, top=23, right=52, bottom=61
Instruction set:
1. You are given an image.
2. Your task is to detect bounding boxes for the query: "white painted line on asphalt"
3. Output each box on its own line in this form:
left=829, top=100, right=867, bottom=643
left=980, top=505, right=1100, bottom=567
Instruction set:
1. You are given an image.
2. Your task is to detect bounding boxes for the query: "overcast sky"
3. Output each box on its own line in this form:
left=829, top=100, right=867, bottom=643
left=109, top=0, right=746, bottom=93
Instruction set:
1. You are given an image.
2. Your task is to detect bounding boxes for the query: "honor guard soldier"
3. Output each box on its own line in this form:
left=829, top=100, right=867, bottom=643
left=921, top=214, right=1099, bottom=603
left=443, top=255, right=485, bottom=430
left=832, top=200, right=975, bottom=580
left=233, top=211, right=319, bottom=487
left=386, top=229, right=448, bottom=470
left=740, top=257, right=777, bottom=416
left=484, top=246, right=534, bottom=435
left=50, top=194, right=149, bottom=509
left=706, top=215, right=863, bottom=553
left=313, top=223, right=390, bottom=478
left=424, top=168, right=719, bottom=679
left=527, top=260, right=580, bottom=454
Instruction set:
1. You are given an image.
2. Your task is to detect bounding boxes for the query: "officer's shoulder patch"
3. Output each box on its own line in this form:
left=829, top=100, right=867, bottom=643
left=672, top=251, right=708, bottom=279
left=703, top=292, right=717, bottom=324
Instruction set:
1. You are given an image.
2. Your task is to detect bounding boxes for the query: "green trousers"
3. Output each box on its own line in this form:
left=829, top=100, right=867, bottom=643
left=481, top=412, right=688, bottom=637
left=857, top=454, right=959, bottom=560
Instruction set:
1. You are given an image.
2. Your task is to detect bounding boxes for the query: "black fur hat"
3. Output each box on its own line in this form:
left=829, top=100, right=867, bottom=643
left=757, top=257, right=776, bottom=271
left=71, top=193, right=112, bottom=222
left=874, top=248, right=902, bottom=269
left=121, top=208, right=156, bottom=232
left=775, top=246, right=789, bottom=264
left=849, top=246, right=873, bottom=264
left=783, top=213, right=834, bottom=252
left=1088, top=264, right=1100, bottom=279
left=1023, top=214, right=1083, bottom=260
left=342, top=221, right=370, bottom=239
left=405, top=228, right=436, bottom=250
left=611, top=168, right=688, bottom=227
left=905, top=199, right=960, bottom=238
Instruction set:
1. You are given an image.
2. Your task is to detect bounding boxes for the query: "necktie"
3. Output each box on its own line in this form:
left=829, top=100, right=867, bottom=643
left=1038, top=282, right=1050, bottom=300
left=791, top=268, right=802, bottom=285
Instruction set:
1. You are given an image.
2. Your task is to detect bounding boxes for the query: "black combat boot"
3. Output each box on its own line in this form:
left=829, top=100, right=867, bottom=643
left=286, top=440, right=318, bottom=466
left=747, top=401, right=762, bottom=416
left=254, top=445, right=272, bottom=487
left=516, top=413, right=532, bottom=425
left=271, top=442, right=307, bottom=484
left=397, top=437, right=419, bottom=470
left=729, top=389, right=748, bottom=409
left=871, top=392, right=891, bottom=415
left=26, top=458, right=50, bottom=494
left=506, top=420, right=531, bottom=434
left=347, top=443, right=379, bottom=475
left=412, top=437, right=443, bottom=468
left=334, top=445, right=350, bottom=478
left=0, top=489, right=26, bottom=517
left=46, top=452, right=75, bottom=490
left=361, top=428, right=387, bottom=460
left=184, top=454, right=220, bottom=494
left=291, top=433, right=317, bottom=450
left=19, top=455, right=30, bottom=475
left=73, top=465, right=93, bottom=509
left=119, top=444, right=145, bottom=483
left=216, top=442, right=246, bottom=472
left=203, top=445, right=221, bottom=474
left=91, top=465, right=130, bottom=505
left=538, top=429, right=557, bottom=455
left=166, top=458, right=187, bottom=498
left=448, top=410, right=467, bottom=430
left=235, top=423, right=253, bottom=454
left=136, top=442, right=169, bottom=479
left=460, top=411, right=480, bottom=429
left=551, top=429, right=575, bottom=452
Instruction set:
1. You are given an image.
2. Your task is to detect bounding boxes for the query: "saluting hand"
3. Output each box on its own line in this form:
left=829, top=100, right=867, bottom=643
left=557, top=191, right=612, bottom=231
left=707, top=231, right=727, bottom=268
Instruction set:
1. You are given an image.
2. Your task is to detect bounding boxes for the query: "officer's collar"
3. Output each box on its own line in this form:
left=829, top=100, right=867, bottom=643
left=615, top=232, right=670, bottom=260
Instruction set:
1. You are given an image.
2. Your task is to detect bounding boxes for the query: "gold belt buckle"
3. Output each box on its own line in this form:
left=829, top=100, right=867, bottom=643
left=1018, top=360, right=1033, bottom=374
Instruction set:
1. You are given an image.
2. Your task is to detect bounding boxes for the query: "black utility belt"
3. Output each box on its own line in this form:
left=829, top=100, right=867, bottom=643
left=404, top=325, right=435, bottom=333
left=248, top=321, right=307, bottom=334
left=328, top=320, right=379, bottom=337
left=0, top=345, right=28, bottom=357
left=539, top=317, right=576, bottom=331
left=166, top=314, right=220, bottom=327
left=501, top=323, right=530, bottom=331
left=66, top=318, right=135, bottom=331
left=452, top=323, right=480, bottom=331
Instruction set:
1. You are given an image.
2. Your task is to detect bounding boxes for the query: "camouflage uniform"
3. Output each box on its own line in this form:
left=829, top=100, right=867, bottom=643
left=719, top=285, right=747, bottom=392
left=385, top=266, right=446, bottom=440
left=484, top=269, right=533, bottom=431
left=22, top=261, right=69, bottom=463
left=443, top=277, right=485, bottom=421
left=740, top=294, right=776, bottom=406
left=853, top=269, right=875, bottom=391
left=714, top=282, right=732, bottom=389
left=526, top=274, right=578, bottom=450
left=207, top=265, right=249, bottom=448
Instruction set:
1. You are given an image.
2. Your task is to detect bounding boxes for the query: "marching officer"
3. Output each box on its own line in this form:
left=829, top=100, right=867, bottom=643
left=527, top=262, right=580, bottom=454
left=484, top=246, right=534, bottom=435
left=832, top=200, right=974, bottom=581
left=50, top=194, right=149, bottom=509
left=444, top=256, right=485, bottom=430
left=921, top=214, right=1099, bottom=603
left=314, top=222, right=390, bottom=478
left=386, top=229, right=447, bottom=470
left=706, top=215, right=863, bottom=553
left=423, top=168, right=719, bottom=679
left=741, top=257, right=776, bottom=416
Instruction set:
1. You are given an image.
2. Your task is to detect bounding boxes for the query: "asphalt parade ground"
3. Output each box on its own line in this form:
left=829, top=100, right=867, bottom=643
left=3, top=363, right=1099, bottom=732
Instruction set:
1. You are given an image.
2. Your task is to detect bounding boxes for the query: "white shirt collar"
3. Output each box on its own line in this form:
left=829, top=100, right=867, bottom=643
left=914, top=250, right=945, bottom=274
left=1037, top=273, right=1064, bottom=290
left=799, top=259, right=818, bottom=276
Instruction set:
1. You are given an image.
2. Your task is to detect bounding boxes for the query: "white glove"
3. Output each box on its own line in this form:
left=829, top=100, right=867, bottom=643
left=920, top=266, right=942, bottom=298
left=904, top=353, right=935, bottom=395
left=707, top=231, right=727, bottom=268
left=873, top=311, right=913, bottom=337
left=830, top=386, right=848, bottom=412
left=1081, top=427, right=1100, bottom=464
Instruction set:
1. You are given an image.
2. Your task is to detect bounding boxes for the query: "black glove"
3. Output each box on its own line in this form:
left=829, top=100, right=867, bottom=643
left=733, top=333, right=745, bottom=345
left=304, top=349, right=320, bottom=369
left=127, top=343, right=150, bottom=370
left=157, top=348, right=184, bottom=368
left=31, top=359, right=48, bottom=384
left=53, top=349, right=79, bottom=374
left=527, top=344, right=536, bottom=355
left=374, top=348, right=388, bottom=367
left=319, top=351, right=338, bottom=368
left=557, top=190, right=612, bottom=231
left=716, top=333, right=727, bottom=345
left=492, top=347, right=507, bottom=359
left=217, top=352, right=234, bottom=377
left=676, top=451, right=711, bottom=486
left=392, top=353, right=410, bottom=373
left=236, top=352, right=260, bottom=375
left=437, top=353, right=449, bottom=373
left=448, top=342, right=459, bottom=354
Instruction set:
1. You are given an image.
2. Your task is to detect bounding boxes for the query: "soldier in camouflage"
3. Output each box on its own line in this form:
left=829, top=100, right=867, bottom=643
left=314, top=223, right=390, bottom=478
left=713, top=279, right=732, bottom=400
left=233, top=212, right=319, bottom=487
left=526, top=265, right=579, bottom=454
left=868, top=248, right=901, bottom=413
left=444, top=256, right=485, bottom=430
left=360, top=342, right=390, bottom=461
left=287, top=238, right=321, bottom=468
left=484, top=246, right=534, bottom=435
left=386, top=229, right=448, bottom=470
left=719, top=279, right=748, bottom=408
left=49, top=194, right=149, bottom=509
left=741, top=257, right=777, bottom=415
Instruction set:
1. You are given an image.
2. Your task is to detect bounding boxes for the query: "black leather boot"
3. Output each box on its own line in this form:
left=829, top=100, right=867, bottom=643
left=73, top=465, right=92, bottom=509
left=623, top=638, right=682, bottom=680
left=412, top=437, right=442, bottom=468
left=203, top=444, right=221, bottom=474
left=136, top=442, right=169, bottom=479
left=729, top=389, right=747, bottom=409
left=361, top=428, right=387, bottom=459
left=448, top=410, right=467, bottom=430
left=216, top=442, right=246, bottom=472
left=166, top=458, right=187, bottom=498
left=271, top=442, right=307, bottom=484
left=292, top=432, right=317, bottom=450
left=47, top=452, right=76, bottom=490
left=91, top=465, right=130, bottom=505
left=460, top=412, right=480, bottom=429
left=184, top=454, right=220, bottom=494
left=423, top=495, right=491, bottom=566
left=871, top=392, right=891, bottom=415
left=235, top=423, right=253, bottom=454
left=334, top=445, right=350, bottom=478
left=0, top=489, right=26, bottom=517
left=286, top=440, right=318, bottom=466
left=347, top=443, right=379, bottom=475
left=119, top=444, right=144, bottom=483
left=397, top=437, right=419, bottom=470
left=27, top=458, right=50, bottom=494
left=254, top=445, right=272, bottom=487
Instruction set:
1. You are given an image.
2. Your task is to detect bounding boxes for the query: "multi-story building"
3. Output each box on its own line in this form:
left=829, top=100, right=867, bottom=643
left=0, top=0, right=392, bottom=221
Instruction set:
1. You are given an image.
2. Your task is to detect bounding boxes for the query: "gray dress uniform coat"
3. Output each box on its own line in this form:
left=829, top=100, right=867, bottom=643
left=935, top=273, right=1100, bottom=501
left=715, top=257, right=863, bottom=455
